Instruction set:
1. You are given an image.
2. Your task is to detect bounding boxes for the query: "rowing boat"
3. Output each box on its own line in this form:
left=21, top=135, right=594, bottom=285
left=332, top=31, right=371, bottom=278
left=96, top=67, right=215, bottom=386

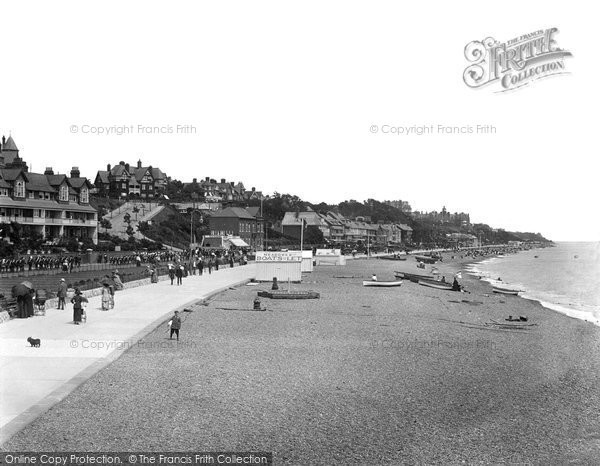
left=363, top=280, right=403, bottom=287
left=394, top=271, right=434, bottom=282
left=492, top=286, right=522, bottom=295
left=379, top=255, right=407, bottom=261
left=418, top=279, right=454, bottom=290
left=415, top=255, right=437, bottom=264
left=257, top=290, right=320, bottom=299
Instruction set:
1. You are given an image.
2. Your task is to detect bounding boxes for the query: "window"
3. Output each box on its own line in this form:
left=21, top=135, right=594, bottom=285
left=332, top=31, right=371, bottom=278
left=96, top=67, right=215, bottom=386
left=29, top=191, right=35, bottom=199
left=14, top=181, right=25, bottom=198
left=59, top=184, right=69, bottom=201
left=80, top=188, right=89, bottom=204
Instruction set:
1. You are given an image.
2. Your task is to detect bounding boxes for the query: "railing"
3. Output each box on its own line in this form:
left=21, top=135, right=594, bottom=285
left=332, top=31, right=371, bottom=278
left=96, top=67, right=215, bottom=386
left=0, top=216, right=97, bottom=226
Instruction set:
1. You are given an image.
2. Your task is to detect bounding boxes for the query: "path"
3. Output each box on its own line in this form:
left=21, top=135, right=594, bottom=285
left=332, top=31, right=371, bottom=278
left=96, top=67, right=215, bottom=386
left=0, top=263, right=256, bottom=445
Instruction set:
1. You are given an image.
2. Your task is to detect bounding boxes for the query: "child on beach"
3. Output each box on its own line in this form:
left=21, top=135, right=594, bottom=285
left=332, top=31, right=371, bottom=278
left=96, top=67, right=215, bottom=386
left=169, top=310, right=181, bottom=340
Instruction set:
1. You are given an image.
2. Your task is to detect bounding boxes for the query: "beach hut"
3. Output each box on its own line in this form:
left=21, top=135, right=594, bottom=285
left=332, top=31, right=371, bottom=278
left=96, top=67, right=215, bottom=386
left=255, top=251, right=303, bottom=282
left=301, top=250, right=314, bottom=272
left=315, top=248, right=346, bottom=266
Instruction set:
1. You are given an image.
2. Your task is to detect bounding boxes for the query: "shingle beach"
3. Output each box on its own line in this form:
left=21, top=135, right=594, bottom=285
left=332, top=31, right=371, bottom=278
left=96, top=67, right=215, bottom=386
left=4, top=256, right=600, bottom=464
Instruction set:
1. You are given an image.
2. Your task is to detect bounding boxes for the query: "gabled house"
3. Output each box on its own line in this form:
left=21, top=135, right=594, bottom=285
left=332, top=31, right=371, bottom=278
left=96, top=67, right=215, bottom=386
left=0, top=142, right=98, bottom=245
left=94, top=160, right=166, bottom=199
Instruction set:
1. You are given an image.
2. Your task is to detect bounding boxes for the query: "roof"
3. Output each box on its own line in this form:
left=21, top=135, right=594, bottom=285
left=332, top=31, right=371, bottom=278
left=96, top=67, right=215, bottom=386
left=228, top=237, right=249, bottom=247
left=0, top=196, right=97, bottom=212
left=210, top=207, right=255, bottom=219
left=151, top=167, right=166, bottom=180
left=245, top=206, right=261, bottom=218
left=0, top=168, right=28, bottom=182
left=2, top=135, right=18, bottom=151
left=68, top=177, right=92, bottom=189
left=95, top=171, right=109, bottom=184
left=0, top=178, right=10, bottom=188
left=398, top=223, right=413, bottom=231
left=46, top=174, right=68, bottom=187
left=133, top=167, right=153, bottom=182
left=25, top=173, right=56, bottom=192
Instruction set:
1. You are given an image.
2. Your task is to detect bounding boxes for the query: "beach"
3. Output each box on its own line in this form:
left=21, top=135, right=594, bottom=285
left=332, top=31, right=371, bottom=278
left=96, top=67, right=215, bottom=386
left=3, top=254, right=600, bottom=464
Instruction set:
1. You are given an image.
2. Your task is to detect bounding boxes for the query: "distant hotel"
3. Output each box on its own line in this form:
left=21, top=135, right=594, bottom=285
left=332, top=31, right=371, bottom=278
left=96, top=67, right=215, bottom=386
left=0, top=136, right=98, bottom=244
left=94, top=160, right=167, bottom=199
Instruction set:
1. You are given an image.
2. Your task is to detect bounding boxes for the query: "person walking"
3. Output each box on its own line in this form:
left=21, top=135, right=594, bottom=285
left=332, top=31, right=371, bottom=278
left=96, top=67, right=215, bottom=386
left=176, top=265, right=183, bottom=285
left=169, top=310, right=181, bottom=340
left=101, top=283, right=112, bottom=310
left=168, top=264, right=175, bottom=285
left=229, top=254, right=235, bottom=268
left=207, top=257, right=213, bottom=274
left=197, top=256, right=204, bottom=276
left=71, top=289, right=88, bottom=325
left=57, top=278, right=67, bottom=310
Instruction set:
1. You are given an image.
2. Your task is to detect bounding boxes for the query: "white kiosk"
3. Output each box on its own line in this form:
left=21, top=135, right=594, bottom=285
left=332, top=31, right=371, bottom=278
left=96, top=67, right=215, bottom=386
left=315, top=249, right=346, bottom=266
left=255, top=251, right=303, bottom=282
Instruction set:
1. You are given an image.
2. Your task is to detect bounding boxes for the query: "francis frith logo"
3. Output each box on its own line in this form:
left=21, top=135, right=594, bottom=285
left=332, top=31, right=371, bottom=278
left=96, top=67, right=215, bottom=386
left=463, top=28, right=572, bottom=92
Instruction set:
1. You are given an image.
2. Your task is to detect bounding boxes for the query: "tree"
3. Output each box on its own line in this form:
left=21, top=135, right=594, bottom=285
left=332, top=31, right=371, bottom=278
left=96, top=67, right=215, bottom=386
left=123, top=212, right=131, bottom=224
left=100, top=218, right=112, bottom=233
left=126, top=225, right=135, bottom=238
left=303, top=226, right=325, bottom=245
left=132, top=206, right=140, bottom=221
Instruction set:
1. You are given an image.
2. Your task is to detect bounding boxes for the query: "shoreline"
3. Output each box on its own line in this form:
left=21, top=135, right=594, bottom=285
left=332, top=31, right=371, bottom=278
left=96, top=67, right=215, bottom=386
left=462, top=251, right=600, bottom=327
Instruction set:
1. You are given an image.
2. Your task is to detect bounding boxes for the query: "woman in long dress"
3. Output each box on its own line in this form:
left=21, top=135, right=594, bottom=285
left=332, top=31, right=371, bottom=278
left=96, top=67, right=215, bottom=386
left=101, top=283, right=111, bottom=310
left=71, top=289, right=88, bottom=324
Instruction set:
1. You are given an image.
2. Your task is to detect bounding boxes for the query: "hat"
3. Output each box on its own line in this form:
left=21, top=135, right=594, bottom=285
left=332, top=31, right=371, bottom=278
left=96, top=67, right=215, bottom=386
left=60, top=278, right=65, bottom=282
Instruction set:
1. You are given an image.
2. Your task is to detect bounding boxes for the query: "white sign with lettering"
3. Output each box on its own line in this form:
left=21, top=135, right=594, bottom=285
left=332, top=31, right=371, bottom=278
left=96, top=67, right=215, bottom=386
left=256, top=251, right=302, bottom=262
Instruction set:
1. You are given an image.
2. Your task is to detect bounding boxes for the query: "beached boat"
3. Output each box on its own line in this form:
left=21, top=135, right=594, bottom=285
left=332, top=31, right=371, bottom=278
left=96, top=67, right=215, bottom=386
left=492, top=286, right=522, bottom=295
left=379, top=255, right=407, bottom=261
left=418, top=279, right=454, bottom=290
left=415, top=255, right=437, bottom=264
left=363, top=280, right=403, bottom=287
left=257, top=290, right=320, bottom=299
left=394, top=271, right=434, bottom=282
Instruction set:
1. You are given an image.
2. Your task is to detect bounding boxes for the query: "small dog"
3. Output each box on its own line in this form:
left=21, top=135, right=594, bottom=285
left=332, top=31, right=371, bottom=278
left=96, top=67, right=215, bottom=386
left=27, top=337, right=41, bottom=348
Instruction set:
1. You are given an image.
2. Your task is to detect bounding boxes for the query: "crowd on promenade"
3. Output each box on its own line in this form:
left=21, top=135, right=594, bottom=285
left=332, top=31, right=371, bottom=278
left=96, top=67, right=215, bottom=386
left=0, top=255, right=82, bottom=274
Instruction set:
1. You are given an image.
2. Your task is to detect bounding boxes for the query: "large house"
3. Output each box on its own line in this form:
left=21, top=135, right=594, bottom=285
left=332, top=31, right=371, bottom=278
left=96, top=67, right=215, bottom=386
left=182, top=177, right=264, bottom=203
left=0, top=136, right=98, bottom=244
left=94, top=160, right=167, bottom=199
left=208, top=207, right=264, bottom=250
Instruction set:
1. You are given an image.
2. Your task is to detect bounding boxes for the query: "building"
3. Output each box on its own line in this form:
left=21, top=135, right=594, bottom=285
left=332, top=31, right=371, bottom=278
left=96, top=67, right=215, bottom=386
left=94, top=160, right=167, bottom=199
left=281, top=209, right=333, bottom=241
left=208, top=207, right=264, bottom=250
left=0, top=136, right=98, bottom=244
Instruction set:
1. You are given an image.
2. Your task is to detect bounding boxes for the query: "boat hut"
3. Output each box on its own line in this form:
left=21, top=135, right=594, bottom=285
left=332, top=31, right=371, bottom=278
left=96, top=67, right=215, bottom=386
left=255, top=251, right=303, bottom=282
left=315, top=248, right=346, bottom=266
left=301, top=250, right=314, bottom=272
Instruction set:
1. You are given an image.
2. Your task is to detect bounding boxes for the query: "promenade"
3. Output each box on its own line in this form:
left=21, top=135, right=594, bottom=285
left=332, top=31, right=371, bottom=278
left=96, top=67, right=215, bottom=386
left=0, top=263, right=256, bottom=445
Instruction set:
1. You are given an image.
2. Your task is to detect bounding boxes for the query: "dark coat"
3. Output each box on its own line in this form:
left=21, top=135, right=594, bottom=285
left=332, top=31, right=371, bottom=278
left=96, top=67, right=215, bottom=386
left=171, top=315, right=182, bottom=329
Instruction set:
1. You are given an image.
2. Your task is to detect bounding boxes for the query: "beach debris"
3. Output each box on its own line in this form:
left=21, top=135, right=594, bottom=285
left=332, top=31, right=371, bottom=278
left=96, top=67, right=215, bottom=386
left=183, top=308, right=194, bottom=313
left=506, top=315, right=528, bottom=322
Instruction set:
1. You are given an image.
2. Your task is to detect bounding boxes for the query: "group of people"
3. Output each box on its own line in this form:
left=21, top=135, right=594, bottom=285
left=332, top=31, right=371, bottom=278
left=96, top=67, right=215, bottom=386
left=1, top=255, right=82, bottom=274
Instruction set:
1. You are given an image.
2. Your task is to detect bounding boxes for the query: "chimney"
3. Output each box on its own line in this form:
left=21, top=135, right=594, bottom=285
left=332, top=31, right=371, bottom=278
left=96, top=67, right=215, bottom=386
left=205, top=177, right=210, bottom=182
left=125, top=163, right=130, bottom=172
left=230, top=182, right=234, bottom=187
left=137, top=159, right=142, bottom=168
left=44, top=167, right=54, bottom=175
left=70, top=167, right=80, bottom=178
left=107, top=164, right=111, bottom=171
left=192, top=178, right=197, bottom=183
left=251, top=187, right=255, bottom=192
left=1, top=136, right=5, bottom=146
left=119, top=161, right=125, bottom=166
left=221, top=178, right=226, bottom=184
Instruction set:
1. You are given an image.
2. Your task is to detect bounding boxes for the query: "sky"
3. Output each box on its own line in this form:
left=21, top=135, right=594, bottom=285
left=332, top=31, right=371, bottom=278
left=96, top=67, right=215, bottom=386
left=1, top=1, right=598, bottom=241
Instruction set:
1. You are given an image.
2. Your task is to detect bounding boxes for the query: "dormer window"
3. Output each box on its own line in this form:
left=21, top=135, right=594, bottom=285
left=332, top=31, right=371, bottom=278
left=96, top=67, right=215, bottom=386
left=59, top=184, right=69, bottom=201
left=14, top=180, right=25, bottom=198
left=80, top=187, right=89, bottom=204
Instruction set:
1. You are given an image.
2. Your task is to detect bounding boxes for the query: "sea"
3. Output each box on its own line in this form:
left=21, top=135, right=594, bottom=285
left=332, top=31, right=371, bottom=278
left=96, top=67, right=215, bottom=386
left=465, top=242, right=600, bottom=326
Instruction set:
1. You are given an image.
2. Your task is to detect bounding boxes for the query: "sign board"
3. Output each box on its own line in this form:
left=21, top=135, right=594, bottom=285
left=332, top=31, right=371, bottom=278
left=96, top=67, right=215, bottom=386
left=255, top=251, right=302, bottom=262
